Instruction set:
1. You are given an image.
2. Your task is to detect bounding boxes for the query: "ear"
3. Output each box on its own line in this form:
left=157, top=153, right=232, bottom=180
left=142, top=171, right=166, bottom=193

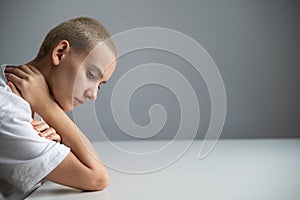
left=51, top=40, right=70, bottom=66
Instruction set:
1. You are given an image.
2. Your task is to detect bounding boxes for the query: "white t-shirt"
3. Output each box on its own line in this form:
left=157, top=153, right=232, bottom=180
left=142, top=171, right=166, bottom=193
left=0, top=64, right=70, bottom=199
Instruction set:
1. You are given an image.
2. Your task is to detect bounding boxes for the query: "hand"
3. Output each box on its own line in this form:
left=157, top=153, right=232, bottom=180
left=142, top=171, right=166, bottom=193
left=32, top=120, right=61, bottom=142
left=5, top=65, right=54, bottom=113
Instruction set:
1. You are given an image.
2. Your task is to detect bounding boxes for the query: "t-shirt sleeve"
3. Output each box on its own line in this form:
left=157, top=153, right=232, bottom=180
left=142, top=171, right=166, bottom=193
left=0, top=106, right=70, bottom=194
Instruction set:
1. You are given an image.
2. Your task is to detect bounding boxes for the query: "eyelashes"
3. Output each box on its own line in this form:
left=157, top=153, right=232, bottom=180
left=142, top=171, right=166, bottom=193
left=86, top=70, right=96, bottom=80
left=87, top=70, right=102, bottom=90
left=86, top=69, right=107, bottom=90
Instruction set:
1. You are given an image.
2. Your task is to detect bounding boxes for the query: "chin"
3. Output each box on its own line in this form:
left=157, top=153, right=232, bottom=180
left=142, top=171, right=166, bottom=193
left=57, top=100, right=73, bottom=112
left=63, top=105, right=73, bottom=112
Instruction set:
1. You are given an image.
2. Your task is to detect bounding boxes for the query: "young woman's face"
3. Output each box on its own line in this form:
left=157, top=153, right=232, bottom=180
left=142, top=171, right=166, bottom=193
left=73, top=43, right=116, bottom=109
left=51, top=43, right=116, bottom=112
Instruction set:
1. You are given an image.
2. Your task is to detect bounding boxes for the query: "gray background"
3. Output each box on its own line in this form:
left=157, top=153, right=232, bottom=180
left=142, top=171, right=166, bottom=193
left=0, top=0, right=299, bottom=140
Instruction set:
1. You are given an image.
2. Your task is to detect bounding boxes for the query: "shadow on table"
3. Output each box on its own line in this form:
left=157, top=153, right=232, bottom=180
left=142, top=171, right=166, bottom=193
left=27, top=181, right=111, bottom=199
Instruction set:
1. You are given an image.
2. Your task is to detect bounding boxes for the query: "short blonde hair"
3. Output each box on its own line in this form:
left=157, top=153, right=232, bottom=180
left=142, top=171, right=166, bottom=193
left=35, top=17, right=116, bottom=61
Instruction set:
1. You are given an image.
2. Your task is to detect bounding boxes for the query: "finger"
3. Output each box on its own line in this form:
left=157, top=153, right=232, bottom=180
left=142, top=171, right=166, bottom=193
left=26, top=65, right=41, bottom=75
left=4, top=65, right=18, bottom=72
left=6, top=81, right=21, bottom=97
left=39, top=127, right=56, bottom=137
left=34, top=122, right=50, bottom=132
left=31, top=120, right=44, bottom=125
left=19, top=65, right=36, bottom=75
left=5, top=72, right=23, bottom=86
left=5, top=67, right=28, bottom=79
left=5, top=65, right=35, bottom=76
left=4, top=66, right=15, bottom=73
left=46, top=133, right=61, bottom=142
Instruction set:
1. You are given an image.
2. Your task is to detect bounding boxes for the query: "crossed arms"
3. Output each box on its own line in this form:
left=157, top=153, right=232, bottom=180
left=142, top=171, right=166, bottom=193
left=5, top=65, right=109, bottom=191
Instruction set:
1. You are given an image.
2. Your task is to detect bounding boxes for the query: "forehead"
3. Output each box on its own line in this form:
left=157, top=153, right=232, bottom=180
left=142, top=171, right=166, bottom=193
left=81, top=41, right=116, bottom=73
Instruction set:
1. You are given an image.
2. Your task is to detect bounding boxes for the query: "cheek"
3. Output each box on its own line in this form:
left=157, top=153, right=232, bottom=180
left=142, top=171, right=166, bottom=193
left=55, top=64, right=79, bottom=97
left=73, top=71, right=88, bottom=95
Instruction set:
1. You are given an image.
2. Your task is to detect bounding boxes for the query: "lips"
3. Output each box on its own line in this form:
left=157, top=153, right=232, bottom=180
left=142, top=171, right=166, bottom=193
left=74, top=97, right=84, bottom=106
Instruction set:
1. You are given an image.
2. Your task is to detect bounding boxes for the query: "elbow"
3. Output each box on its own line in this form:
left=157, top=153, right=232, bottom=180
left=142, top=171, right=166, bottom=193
left=88, top=171, right=110, bottom=191
left=95, top=174, right=110, bottom=191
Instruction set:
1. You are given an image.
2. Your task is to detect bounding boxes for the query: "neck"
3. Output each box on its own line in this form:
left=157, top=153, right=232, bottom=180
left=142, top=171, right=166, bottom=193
left=26, top=58, right=51, bottom=81
left=25, top=58, right=54, bottom=99
left=25, top=57, right=58, bottom=106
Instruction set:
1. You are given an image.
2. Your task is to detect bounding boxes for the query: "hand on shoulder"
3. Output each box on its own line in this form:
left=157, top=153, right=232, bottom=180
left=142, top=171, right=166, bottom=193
left=5, top=65, right=54, bottom=113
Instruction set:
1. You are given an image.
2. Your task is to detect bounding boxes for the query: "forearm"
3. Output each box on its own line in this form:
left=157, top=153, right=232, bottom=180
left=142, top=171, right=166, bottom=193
left=5, top=64, right=110, bottom=189
left=37, top=101, right=106, bottom=172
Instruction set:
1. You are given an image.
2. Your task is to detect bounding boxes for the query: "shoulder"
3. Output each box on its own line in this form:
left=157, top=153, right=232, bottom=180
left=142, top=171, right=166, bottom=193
left=0, top=64, right=31, bottom=122
left=0, top=64, right=10, bottom=89
left=0, top=88, right=31, bottom=122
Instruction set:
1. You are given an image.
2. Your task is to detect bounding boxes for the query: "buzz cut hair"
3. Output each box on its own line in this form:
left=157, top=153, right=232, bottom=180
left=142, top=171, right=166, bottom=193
left=35, top=16, right=117, bottom=61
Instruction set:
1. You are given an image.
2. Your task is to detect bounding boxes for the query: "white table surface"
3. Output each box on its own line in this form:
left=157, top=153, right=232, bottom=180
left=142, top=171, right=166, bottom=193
left=26, top=139, right=300, bottom=200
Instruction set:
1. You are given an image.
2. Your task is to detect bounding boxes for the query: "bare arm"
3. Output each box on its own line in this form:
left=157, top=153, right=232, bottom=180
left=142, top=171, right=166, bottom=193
left=5, top=65, right=109, bottom=190
left=38, top=100, right=109, bottom=190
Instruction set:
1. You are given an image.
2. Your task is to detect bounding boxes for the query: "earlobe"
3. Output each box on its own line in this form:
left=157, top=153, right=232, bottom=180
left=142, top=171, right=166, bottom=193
left=51, top=40, right=70, bottom=66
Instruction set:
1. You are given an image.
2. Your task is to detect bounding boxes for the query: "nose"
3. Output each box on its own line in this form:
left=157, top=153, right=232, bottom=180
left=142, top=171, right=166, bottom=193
left=85, top=87, right=98, bottom=100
